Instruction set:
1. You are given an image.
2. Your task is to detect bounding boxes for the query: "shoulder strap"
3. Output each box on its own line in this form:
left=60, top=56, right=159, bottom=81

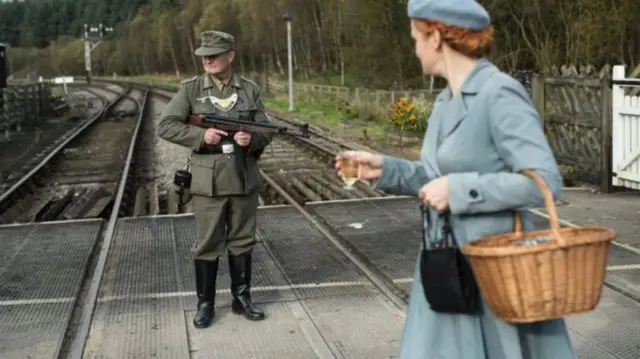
left=240, top=75, right=259, bottom=87
left=180, top=75, right=198, bottom=85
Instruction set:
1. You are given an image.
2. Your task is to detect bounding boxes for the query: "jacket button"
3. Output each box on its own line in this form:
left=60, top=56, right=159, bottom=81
left=469, top=189, right=478, bottom=198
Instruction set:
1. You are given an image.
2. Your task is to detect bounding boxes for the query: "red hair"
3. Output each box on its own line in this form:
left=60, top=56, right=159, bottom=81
left=413, top=20, right=494, bottom=58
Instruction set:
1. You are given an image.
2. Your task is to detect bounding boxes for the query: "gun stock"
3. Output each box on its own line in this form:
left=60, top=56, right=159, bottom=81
left=189, top=113, right=309, bottom=138
left=188, top=115, right=205, bottom=127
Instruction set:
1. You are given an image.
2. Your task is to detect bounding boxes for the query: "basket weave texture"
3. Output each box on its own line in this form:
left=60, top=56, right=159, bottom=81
left=460, top=169, right=616, bottom=323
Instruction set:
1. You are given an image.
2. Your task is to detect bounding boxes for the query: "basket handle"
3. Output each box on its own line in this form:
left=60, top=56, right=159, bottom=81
left=513, top=169, right=563, bottom=243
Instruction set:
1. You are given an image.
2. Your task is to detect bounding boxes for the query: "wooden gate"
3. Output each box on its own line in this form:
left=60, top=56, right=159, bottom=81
left=533, top=66, right=610, bottom=190
left=612, top=65, right=640, bottom=189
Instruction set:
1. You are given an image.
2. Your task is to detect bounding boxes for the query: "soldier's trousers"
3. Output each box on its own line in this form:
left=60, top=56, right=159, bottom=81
left=192, top=191, right=260, bottom=261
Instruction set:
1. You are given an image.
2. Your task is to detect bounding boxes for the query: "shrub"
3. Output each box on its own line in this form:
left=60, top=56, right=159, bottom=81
left=388, top=97, right=432, bottom=132
left=336, top=99, right=359, bottom=120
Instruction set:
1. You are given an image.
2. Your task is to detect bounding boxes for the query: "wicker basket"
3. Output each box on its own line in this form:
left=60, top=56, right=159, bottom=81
left=460, top=169, right=616, bottom=323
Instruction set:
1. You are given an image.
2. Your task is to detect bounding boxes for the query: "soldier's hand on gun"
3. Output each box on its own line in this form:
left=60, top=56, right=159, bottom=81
left=204, top=128, right=229, bottom=145
left=335, top=151, right=384, bottom=180
left=234, top=131, right=251, bottom=147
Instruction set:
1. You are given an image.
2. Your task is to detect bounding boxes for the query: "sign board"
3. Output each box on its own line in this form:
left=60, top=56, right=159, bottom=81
left=54, top=76, right=74, bottom=84
left=54, top=76, right=74, bottom=95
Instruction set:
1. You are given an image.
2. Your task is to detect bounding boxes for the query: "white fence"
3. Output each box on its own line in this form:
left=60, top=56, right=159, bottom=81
left=611, top=65, right=640, bottom=189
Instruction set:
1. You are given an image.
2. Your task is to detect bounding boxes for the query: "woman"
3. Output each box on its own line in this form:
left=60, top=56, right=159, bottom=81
left=336, top=0, right=577, bottom=358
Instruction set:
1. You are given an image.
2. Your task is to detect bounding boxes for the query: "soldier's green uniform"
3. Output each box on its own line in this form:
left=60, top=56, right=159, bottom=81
left=157, top=30, right=272, bottom=329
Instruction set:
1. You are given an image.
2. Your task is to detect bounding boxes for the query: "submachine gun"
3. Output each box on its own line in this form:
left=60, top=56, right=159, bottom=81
left=172, top=113, right=311, bottom=211
left=191, top=113, right=310, bottom=138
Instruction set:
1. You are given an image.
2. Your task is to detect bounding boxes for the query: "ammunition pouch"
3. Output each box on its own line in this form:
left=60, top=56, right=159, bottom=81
left=174, top=170, right=192, bottom=189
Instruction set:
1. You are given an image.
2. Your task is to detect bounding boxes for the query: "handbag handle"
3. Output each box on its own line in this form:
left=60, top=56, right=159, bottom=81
left=420, top=204, right=430, bottom=249
left=514, top=169, right=563, bottom=244
left=420, top=205, right=457, bottom=249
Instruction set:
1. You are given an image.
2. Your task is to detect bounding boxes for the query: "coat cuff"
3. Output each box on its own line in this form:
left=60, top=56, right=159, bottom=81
left=376, top=156, right=399, bottom=191
left=191, top=126, right=207, bottom=152
left=448, top=172, right=484, bottom=214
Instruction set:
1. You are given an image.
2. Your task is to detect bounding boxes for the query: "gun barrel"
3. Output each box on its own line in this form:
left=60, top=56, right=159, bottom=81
left=198, top=113, right=310, bottom=137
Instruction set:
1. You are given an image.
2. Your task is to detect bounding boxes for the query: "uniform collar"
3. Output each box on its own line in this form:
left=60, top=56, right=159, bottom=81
left=202, top=72, right=241, bottom=90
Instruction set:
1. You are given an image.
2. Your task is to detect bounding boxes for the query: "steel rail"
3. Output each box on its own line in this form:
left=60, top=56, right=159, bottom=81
left=65, top=88, right=150, bottom=359
left=0, top=87, right=129, bottom=204
left=259, top=168, right=410, bottom=311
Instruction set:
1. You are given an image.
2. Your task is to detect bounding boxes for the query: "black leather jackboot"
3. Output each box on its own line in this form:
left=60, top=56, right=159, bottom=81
left=193, top=259, right=219, bottom=328
left=228, top=252, right=265, bottom=321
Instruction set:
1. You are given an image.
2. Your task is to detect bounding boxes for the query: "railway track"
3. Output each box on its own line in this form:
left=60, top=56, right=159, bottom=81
left=0, top=82, right=154, bottom=357
left=0, top=86, right=145, bottom=224
left=0, top=87, right=109, bottom=194
left=258, top=135, right=383, bottom=204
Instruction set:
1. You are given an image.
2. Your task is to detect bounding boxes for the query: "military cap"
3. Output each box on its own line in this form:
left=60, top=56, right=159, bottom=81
left=407, top=0, right=490, bottom=30
left=194, top=30, right=235, bottom=56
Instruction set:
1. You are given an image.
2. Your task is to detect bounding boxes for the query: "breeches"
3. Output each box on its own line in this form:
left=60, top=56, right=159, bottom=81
left=192, top=191, right=260, bottom=261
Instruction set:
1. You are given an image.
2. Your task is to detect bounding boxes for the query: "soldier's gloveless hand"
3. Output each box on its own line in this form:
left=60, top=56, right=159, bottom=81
left=204, top=128, right=229, bottom=145
left=234, top=131, right=251, bottom=147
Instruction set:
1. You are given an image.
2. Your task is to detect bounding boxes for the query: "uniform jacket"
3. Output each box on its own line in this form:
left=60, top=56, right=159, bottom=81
left=157, top=73, right=272, bottom=197
left=376, top=58, right=577, bottom=358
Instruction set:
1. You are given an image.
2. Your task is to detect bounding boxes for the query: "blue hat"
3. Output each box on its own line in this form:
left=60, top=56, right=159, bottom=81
left=407, top=0, right=490, bottom=30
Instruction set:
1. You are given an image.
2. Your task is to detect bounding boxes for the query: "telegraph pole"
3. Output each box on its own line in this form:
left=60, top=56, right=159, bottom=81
left=84, top=23, right=113, bottom=85
left=283, top=12, right=294, bottom=112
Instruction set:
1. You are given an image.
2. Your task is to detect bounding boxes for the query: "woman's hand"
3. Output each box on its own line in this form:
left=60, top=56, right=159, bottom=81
left=418, top=176, right=450, bottom=213
left=335, top=151, right=384, bottom=181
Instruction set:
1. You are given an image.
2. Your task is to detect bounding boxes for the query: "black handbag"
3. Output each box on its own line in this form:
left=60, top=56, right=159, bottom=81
left=419, top=204, right=481, bottom=315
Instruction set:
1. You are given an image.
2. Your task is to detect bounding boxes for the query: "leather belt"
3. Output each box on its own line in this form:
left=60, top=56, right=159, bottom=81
left=195, top=145, right=224, bottom=155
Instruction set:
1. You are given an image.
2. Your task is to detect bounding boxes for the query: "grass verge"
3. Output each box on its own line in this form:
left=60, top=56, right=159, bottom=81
left=264, top=93, right=422, bottom=158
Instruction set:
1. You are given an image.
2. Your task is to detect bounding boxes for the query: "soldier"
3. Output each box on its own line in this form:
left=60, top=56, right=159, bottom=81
left=157, top=30, right=272, bottom=329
